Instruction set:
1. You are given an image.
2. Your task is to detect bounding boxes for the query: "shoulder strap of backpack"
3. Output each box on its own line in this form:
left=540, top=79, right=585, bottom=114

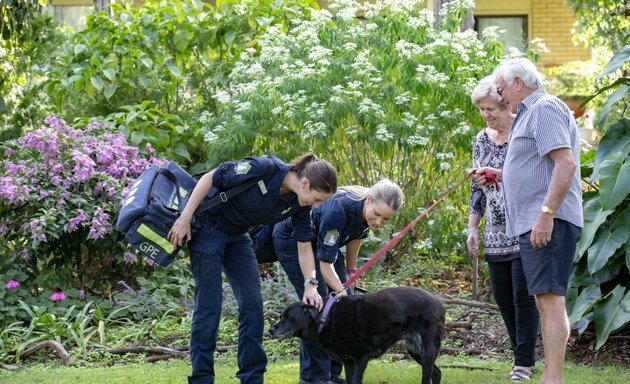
left=196, top=156, right=276, bottom=214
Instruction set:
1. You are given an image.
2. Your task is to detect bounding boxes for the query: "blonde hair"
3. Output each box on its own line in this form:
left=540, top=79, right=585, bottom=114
left=340, top=179, right=403, bottom=211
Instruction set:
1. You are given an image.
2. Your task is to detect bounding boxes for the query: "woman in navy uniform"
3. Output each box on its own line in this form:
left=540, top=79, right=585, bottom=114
left=273, top=179, right=403, bottom=384
left=168, top=153, right=337, bottom=384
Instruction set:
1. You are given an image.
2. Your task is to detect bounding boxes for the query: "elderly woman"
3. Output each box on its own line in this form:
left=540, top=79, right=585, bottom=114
left=466, top=76, right=539, bottom=382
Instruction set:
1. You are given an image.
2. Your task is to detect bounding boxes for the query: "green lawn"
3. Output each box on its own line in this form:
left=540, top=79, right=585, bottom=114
left=0, top=356, right=628, bottom=384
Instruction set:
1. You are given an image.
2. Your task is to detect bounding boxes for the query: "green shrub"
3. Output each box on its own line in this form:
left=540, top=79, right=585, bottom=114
left=202, top=0, right=506, bottom=262
left=44, top=0, right=319, bottom=170
left=545, top=60, right=600, bottom=98
left=567, top=47, right=630, bottom=349
left=0, top=7, right=65, bottom=141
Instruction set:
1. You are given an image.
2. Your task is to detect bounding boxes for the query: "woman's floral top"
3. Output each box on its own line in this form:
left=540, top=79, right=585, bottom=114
left=469, top=129, right=519, bottom=261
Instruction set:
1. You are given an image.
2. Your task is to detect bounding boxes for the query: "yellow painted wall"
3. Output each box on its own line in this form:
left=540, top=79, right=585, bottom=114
left=530, top=0, right=590, bottom=66
left=475, top=0, right=590, bottom=67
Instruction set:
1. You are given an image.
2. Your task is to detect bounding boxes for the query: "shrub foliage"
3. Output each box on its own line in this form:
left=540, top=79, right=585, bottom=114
left=202, top=0, right=505, bottom=261
left=0, top=115, right=162, bottom=296
left=567, top=47, right=630, bottom=349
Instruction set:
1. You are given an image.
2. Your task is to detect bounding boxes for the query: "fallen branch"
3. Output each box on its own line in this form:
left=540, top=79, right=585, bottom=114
left=1, top=363, right=23, bottom=371
left=146, top=354, right=181, bottom=363
left=21, top=340, right=71, bottom=366
left=216, top=345, right=237, bottom=353
left=384, top=353, right=406, bottom=361
left=440, top=346, right=459, bottom=354
left=443, top=297, right=499, bottom=311
left=440, top=346, right=484, bottom=355
left=107, top=346, right=188, bottom=358
left=445, top=320, right=473, bottom=330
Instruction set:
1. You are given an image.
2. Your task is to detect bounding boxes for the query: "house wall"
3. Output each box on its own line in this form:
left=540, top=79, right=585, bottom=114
left=475, top=0, right=590, bottom=67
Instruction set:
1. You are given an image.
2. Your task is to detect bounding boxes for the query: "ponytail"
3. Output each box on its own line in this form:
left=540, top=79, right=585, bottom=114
left=290, top=153, right=337, bottom=194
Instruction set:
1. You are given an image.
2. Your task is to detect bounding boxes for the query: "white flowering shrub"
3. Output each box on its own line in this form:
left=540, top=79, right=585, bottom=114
left=205, top=0, right=505, bottom=260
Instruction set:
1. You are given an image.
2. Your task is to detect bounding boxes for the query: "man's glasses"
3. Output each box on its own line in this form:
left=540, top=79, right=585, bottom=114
left=496, top=79, right=514, bottom=96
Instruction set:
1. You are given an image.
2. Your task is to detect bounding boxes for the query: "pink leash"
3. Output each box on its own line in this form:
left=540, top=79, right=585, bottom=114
left=342, top=177, right=468, bottom=290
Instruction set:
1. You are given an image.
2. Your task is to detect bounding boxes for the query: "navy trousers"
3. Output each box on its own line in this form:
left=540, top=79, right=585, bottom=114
left=487, top=256, right=539, bottom=367
left=273, top=233, right=347, bottom=381
left=188, top=216, right=267, bottom=384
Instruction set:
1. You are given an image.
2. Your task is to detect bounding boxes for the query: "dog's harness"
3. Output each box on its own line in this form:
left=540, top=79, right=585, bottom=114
left=317, top=293, right=341, bottom=334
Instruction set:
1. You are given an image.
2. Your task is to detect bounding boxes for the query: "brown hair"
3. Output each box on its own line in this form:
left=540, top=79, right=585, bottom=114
left=290, top=153, right=337, bottom=194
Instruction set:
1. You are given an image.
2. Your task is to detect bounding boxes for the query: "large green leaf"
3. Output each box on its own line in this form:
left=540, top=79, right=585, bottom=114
left=90, top=75, right=104, bottom=92
left=593, top=286, right=630, bottom=350
left=598, top=152, right=630, bottom=211
left=567, top=284, right=601, bottom=323
left=595, top=118, right=630, bottom=170
left=613, top=206, right=630, bottom=231
left=104, top=84, right=117, bottom=100
left=571, top=253, right=624, bottom=286
left=597, top=87, right=629, bottom=132
left=172, top=143, right=192, bottom=162
left=174, top=29, right=190, bottom=53
left=576, top=197, right=613, bottom=260
left=587, top=223, right=630, bottom=274
left=580, top=148, right=596, bottom=180
left=596, top=46, right=630, bottom=81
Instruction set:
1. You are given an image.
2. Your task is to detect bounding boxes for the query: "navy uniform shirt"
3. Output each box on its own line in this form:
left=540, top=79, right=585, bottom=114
left=206, top=155, right=314, bottom=241
left=275, top=191, right=368, bottom=263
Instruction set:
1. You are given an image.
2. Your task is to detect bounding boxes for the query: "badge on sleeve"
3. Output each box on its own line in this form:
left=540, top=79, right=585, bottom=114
left=323, top=229, right=340, bottom=246
left=235, top=161, right=252, bottom=175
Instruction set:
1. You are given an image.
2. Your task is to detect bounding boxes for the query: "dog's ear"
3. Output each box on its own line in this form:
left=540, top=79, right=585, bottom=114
left=302, top=304, right=319, bottom=319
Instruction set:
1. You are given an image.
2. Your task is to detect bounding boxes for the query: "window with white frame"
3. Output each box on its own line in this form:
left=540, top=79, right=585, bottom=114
left=475, top=16, right=528, bottom=54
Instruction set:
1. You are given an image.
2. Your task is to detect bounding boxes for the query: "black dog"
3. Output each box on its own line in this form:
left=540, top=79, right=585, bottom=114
left=269, top=286, right=445, bottom=384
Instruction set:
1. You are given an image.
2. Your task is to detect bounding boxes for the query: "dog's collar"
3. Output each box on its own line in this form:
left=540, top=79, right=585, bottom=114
left=317, top=294, right=341, bottom=334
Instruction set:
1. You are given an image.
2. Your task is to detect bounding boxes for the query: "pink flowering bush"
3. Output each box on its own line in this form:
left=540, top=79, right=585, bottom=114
left=0, top=115, right=163, bottom=293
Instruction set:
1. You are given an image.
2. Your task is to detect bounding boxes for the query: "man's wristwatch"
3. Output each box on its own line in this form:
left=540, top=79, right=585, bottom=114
left=541, top=205, right=556, bottom=215
left=304, top=278, right=319, bottom=287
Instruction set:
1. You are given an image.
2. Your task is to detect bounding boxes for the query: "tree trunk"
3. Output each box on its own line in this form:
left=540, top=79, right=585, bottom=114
left=94, top=0, right=111, bottom=15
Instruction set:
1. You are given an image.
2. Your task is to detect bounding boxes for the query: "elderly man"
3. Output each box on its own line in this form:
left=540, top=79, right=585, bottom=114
left=474, top=58, right=583, bottom=384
